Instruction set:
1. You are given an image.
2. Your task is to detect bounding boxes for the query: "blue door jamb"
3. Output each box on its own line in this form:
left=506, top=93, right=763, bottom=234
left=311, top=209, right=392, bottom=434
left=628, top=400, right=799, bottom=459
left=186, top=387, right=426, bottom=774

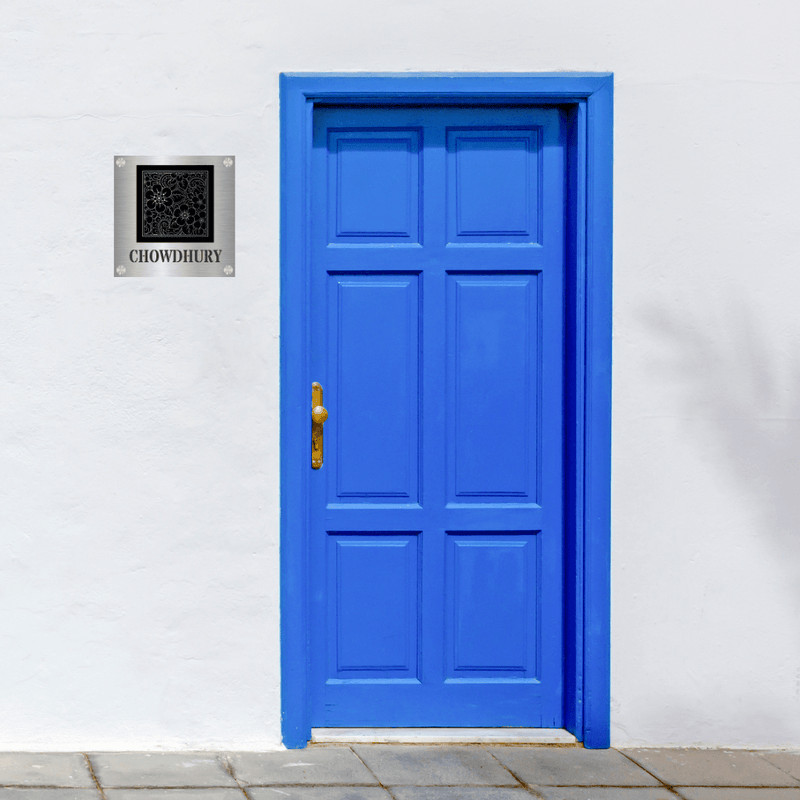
left=279, top=72, right=613, bottom=749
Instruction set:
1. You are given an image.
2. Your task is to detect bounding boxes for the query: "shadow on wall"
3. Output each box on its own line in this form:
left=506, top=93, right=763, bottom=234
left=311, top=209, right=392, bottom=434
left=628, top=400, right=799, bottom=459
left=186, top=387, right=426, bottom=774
left=623, top=302, right=800, bottom=745
left=640, top=301, right=800, bottom=592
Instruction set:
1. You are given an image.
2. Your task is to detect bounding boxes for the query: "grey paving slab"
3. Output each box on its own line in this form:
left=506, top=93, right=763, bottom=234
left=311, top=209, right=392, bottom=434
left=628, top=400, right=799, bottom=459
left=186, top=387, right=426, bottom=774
left=623, top=750, right=798, bottom=787
left=226, top=748, right=378, bottom=786
left=390, top=788, right=535, bottom=800
left=351, top=745, right=518, bottom=787
left=760, top=753, right=800, bottom=782
left=488, top=746, right=660, bottom=787
left=677, top=790, right=800, bottom=800
left=248, top=789, right=392, bottom=800
left=105, top=792, right=243, bottom=800
left=531, top=790, right=679, bottom=800
left=88, top=753, right=235, bottom=788
left=0, top=792, right=99, bottom=800
left=0, top=755, right=94, bottom=788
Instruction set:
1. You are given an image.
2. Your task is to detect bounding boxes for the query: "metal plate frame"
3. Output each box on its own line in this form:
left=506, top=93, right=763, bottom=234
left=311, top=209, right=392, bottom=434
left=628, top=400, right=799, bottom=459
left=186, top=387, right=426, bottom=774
left=114, top=155, right=235, bottom=277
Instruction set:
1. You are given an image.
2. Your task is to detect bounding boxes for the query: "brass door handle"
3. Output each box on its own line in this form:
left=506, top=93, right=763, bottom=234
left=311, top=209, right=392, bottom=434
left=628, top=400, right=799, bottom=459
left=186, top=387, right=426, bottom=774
left=312, top=382, right=327, bottom=469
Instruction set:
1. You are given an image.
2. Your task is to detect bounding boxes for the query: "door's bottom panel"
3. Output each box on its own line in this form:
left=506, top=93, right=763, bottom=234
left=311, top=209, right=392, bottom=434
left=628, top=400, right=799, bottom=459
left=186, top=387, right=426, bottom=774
left=445, top=532, right=540, bottom=679
left=327, top=532, right=420, bottom=679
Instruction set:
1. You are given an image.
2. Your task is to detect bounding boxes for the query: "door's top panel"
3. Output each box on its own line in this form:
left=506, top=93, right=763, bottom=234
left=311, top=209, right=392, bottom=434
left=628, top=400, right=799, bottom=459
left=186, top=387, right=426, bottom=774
left=328, top=129, right=421, bottom=244
left=447, top=128, right=541, bottom=245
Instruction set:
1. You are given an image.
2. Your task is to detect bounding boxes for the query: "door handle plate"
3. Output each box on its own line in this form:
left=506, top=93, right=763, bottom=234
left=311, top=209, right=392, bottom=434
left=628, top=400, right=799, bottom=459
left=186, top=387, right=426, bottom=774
left=312, top=382, right=328, bottom=469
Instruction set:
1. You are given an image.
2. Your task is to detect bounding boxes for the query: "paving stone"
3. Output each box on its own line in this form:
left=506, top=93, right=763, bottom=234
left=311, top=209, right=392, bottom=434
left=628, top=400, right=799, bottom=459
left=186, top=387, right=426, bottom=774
left=0, top=792, right=99, bottom=800
left=488, top=746, right=660, bottom=787
left=760, top=753, right=800, bottom=782
left=677, top=790, right=800, bottom=800
left=248, top=789, right=392, bottom=800
left=105, top=792, right=243, bottom=800
left=623, top=750, right=798, bottom=787
left=88, top=753, right=236, bottom=788
left=351, top=745, right=518, bottom=787
left=390, top=788, right=535, bottom=800
left=530, top=790, right=679, bottom=800
left=226, top=748, right=378, bottom=786
left=0, top=755, right=95, bottom=787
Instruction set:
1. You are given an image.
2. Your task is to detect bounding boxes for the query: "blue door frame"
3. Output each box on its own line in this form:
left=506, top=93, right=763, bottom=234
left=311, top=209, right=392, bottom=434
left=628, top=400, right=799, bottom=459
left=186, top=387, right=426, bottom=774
left=280, top=73, right=613, bottom=749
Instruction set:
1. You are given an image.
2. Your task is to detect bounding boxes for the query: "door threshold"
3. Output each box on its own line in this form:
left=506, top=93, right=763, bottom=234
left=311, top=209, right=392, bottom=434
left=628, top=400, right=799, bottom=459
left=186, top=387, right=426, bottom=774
left=311, top=727, right=578, bottom=745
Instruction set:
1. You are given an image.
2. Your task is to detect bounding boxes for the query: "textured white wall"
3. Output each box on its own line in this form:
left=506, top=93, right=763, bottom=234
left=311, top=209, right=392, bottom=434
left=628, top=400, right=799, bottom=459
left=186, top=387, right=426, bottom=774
left=1, top=0, right=799, bottom=750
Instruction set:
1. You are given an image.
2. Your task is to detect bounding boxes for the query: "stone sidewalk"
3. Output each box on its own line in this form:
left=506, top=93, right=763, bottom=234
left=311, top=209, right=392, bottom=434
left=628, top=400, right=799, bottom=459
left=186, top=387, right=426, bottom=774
left=1, top=746, right=800, bottom=799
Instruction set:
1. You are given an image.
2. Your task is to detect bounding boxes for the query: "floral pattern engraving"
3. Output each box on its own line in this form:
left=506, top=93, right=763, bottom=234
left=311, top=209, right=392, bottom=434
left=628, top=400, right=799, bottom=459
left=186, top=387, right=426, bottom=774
left=116, top=157, right=126, bottom=168
left=138, top=166, right=213, bottom=242
left=224, top=265, right=233, bottom=275
left=223, top=157, right=233, bottom=168
left=116, top=265, right=126, bottom=275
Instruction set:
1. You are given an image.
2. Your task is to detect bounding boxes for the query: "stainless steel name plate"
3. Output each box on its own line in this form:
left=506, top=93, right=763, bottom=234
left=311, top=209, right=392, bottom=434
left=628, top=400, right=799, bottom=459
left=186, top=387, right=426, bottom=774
left=114, top=155, right=235, bottom=277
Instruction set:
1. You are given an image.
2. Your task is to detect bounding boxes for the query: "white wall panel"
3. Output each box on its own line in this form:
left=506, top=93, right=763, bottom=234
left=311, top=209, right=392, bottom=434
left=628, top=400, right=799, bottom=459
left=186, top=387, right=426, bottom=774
left=1, top=0, right=799, bottom=749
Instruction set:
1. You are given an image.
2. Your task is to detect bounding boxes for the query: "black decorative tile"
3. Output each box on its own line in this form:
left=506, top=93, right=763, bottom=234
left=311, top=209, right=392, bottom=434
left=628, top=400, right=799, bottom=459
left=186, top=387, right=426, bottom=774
left=136, top=165, right=215, bottom=243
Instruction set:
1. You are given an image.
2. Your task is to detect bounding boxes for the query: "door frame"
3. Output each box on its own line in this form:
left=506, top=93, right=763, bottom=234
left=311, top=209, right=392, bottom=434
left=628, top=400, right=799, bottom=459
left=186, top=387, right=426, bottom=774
left=279, top=73, right=613, bottom=749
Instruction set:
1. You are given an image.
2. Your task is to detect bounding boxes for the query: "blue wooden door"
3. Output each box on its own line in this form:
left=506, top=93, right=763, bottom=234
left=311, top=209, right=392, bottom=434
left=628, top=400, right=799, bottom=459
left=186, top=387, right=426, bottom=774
left=309, top=105, right=565, bottom=726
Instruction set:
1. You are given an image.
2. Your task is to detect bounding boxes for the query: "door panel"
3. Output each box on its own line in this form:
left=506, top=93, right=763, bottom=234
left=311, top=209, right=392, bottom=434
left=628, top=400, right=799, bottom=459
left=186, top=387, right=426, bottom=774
left=329, top=534, right=419, bottom=677
left=328, top=129, right=421, bottom=242
left=448, top=274, right=538, bottom=500
left=310, top=105, right=565, bottom=727
left=446, top=534, right=539, bottom=676
left=331, top=274, right=420, bottom=501
left=447, top=128, right=540, bottom=242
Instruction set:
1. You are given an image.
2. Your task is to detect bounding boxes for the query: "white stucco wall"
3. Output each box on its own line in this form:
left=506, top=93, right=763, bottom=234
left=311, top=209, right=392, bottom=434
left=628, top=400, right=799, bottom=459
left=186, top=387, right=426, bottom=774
left=2, top=0, right=799, bottom=750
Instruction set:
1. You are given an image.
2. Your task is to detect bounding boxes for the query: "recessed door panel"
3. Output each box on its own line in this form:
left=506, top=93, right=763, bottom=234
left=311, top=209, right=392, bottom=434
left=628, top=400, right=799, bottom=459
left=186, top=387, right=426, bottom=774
left=329, top=130, right=421, bottom=242
left=329, top=534, right=419, bottom=678
left=331, top=274, right=419, bottom=501
left=446, top=533, right=539, bottom=678
left=447, top=128, right=540, bottom=243
left=448, top=274, right=539, bottom=502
